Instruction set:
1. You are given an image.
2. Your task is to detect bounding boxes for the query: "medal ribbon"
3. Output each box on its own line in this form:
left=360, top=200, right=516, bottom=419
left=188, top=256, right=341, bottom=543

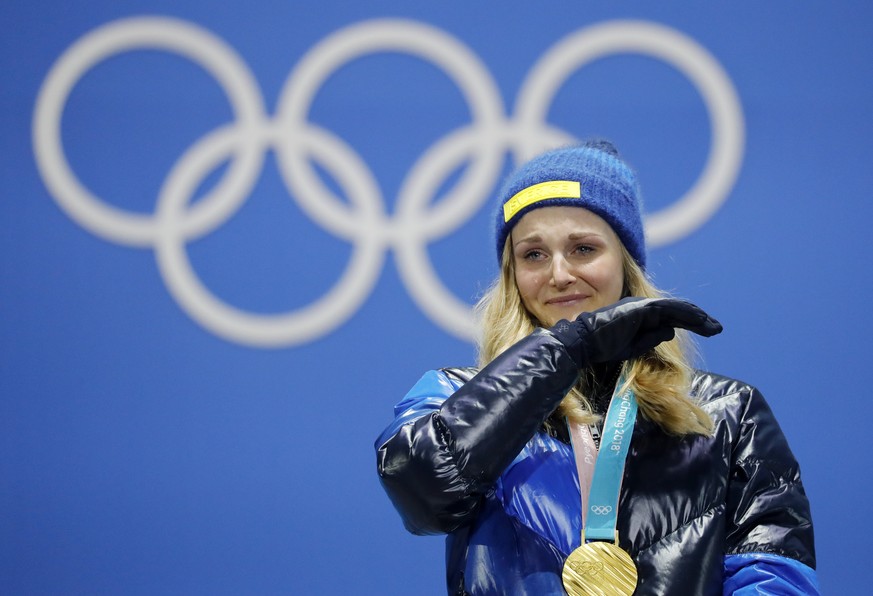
left=568, top=375, right=638, bottom=544
left=567, top=419, right=597, bottom=528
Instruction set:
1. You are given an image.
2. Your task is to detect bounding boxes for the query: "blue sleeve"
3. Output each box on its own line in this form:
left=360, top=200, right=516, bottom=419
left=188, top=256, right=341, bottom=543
left=374, top=369, right=458, bottom=448
left=724, top=553, right=820, bottom=595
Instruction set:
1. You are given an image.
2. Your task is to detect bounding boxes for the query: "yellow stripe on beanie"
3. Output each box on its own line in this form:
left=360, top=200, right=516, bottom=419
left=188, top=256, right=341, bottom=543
left=502, top=180, right=581, bottom=223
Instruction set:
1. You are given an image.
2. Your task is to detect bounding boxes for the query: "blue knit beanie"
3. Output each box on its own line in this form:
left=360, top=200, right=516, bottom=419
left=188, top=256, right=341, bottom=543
left=494, top=140, right=646, bottom=269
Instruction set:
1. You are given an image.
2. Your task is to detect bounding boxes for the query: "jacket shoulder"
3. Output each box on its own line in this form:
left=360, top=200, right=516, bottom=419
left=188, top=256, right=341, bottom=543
left=690, top=370, right=758, bottom=407
left=440, top=366, right=479, bottom=385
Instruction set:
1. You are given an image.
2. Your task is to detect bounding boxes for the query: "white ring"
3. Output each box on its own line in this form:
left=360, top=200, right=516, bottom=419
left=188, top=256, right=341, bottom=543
left=515, top=19, right=744, bottom=247
left=275, top=19, right=507, bottom=341
left=32, top=16, right=267, bottom=247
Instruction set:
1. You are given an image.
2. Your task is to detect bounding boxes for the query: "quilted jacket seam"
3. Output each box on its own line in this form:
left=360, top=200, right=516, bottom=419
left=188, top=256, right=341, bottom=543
left=635, top=501, right=724, bottom=556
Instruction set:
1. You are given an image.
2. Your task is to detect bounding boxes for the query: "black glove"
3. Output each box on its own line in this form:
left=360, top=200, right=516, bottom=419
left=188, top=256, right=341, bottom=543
left=549, top=297, right=723, bottom=368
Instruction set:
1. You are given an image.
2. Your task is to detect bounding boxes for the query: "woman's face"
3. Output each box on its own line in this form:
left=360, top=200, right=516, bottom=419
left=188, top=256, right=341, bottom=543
left=512, top=206, right=625, bottom=326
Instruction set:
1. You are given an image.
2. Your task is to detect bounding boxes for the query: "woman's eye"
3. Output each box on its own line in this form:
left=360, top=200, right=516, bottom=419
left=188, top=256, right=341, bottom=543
left=573, top=244, right=594, bottom=255
left=523, top=250, right=544, bottom=261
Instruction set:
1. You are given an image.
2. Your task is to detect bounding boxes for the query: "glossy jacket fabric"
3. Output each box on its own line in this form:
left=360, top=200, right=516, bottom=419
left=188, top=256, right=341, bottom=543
left=375, top=330, right=819, bottom=595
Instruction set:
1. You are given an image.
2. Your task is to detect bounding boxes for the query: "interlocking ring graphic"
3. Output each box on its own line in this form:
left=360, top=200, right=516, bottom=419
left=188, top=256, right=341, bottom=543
left=33, top=16, right=744, bottom=348
left=590, top=505, right=614, bottom=516
left=578, top=561, right=604, bottom=576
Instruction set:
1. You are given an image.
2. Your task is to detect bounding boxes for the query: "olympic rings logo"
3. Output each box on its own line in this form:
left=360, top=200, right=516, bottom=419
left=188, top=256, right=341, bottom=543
left=590, top=505, right=613, bottom=516
left=32, top=16, right=744, bottom=348
left=578, top=561, right=604, bottom=577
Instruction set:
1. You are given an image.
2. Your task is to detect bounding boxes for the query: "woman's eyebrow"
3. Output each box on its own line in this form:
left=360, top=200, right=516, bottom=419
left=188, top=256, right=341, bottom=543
left=512, top=233, right=542, bottom=245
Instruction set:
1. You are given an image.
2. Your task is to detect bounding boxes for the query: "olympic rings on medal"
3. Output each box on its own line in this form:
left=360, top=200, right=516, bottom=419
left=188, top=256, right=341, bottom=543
left=590, top=505, right=614, bottom=516
left=32, top=16, right=744, bottom=348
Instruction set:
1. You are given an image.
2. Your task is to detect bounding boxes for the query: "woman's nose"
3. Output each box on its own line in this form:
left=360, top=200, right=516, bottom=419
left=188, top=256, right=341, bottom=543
left=550, top=255, right=575, bottom=287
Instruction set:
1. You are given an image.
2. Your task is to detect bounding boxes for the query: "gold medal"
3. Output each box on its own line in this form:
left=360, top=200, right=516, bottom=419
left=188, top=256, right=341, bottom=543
left=562, top=541, right=638, bottom=596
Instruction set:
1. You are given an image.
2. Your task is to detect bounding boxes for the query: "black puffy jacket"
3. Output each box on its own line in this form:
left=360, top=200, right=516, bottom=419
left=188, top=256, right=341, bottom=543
left=376, top=330, right=818, bottom=594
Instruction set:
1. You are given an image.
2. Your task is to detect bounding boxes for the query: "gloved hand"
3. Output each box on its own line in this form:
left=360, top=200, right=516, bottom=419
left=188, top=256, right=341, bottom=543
left=549, top=297, right=723, bottom=368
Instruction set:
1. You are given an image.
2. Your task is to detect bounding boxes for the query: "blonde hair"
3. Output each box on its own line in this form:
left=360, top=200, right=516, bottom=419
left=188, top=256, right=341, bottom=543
left=474, top=239, right=714, bottom=436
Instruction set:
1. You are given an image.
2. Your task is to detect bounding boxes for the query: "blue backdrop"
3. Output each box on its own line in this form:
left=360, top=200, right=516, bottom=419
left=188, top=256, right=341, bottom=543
left=3, top=2, right=872, bottom=594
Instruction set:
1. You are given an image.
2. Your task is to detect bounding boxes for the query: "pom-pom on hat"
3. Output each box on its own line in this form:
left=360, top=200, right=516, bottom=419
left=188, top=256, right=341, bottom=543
left=494, top=140, right=646, bottom=269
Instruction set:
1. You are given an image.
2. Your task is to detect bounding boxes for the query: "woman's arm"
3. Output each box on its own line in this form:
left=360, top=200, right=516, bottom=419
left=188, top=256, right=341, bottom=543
left=375, top=329, right=578, bottom=535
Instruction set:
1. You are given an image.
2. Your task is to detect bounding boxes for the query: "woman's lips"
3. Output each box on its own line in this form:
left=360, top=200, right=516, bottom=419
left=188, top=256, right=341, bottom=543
left=546, top=294, right=589, bottom=306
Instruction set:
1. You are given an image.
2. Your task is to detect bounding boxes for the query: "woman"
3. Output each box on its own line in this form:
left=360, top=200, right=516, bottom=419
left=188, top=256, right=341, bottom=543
left=375, top=141, right=819, bottom=595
